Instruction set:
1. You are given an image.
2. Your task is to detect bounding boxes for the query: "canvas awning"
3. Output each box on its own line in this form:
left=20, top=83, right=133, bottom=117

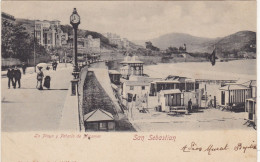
left=160, top=89, right=182, bottom=95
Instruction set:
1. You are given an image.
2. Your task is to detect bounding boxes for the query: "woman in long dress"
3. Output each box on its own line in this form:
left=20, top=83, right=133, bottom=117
left=36, top=67, right=44, bottom=90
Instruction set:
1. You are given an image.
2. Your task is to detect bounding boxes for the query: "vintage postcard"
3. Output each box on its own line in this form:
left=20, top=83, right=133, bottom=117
left=1, top=1, right=257, bottom=162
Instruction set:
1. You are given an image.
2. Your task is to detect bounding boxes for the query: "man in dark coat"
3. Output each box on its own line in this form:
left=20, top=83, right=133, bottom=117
left=7, top=66, right=14, bottom=89
left=188, top=99, right=192, bottom=113
left=13, top=66, right=21, bottom=88
left=21, top=63, right=27, bottom=75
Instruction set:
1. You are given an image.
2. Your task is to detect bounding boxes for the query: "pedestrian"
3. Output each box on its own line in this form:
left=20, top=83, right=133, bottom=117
left=36, top=67, right=44, bottom=90
left=21, top=62, right=27, bottom=75
left=13, top=66, right=21, bottom=88
left=52, top=61, right=55, bottom=70
left=52, top=61, right=58, bottom=71
left=54, top=61, right=58, bottom=70
left=188, top=99, right=192, bottom=113
left=7, top=66, right=14, bottom=89
left=43, top=69, right=51, bottom=89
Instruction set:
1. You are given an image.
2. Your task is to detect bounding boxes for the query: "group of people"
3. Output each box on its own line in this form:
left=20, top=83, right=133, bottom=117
left=7, top=66, right=22, bottom=89
left=6, top=61, right=58, bottom=90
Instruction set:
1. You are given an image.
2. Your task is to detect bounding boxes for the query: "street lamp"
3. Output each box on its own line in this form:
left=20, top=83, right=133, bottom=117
left=70, top=8, right=80, bottom=96
left=70, top=8, right=80, bottom=78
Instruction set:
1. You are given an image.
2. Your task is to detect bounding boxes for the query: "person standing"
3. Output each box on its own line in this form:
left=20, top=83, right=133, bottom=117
left=13, top=66, right=21, bottom=88
left=7, top=66, right=14, bottom=89
left=188, top=99, right=192, bottom=113
left=21, top=63, right=27, bottom=75
left=36, top=67, right=44, bottom=90
left=43, top=68, right=51, bottom=89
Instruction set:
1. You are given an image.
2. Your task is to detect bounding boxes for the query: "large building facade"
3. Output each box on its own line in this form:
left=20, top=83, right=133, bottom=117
left=34, top=20, right=68, bottom=49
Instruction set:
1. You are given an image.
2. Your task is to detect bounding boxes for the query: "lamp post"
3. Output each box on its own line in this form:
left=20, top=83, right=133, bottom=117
left=70, top=8, right=80, bottom=78
left=70, top=8, right=80, bottom=96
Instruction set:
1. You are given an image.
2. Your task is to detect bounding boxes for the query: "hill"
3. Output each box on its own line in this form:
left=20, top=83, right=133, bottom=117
left=135, top=31, right=256, bottom=55
left=143, top=33, right=217, bottom=52
left=215, top=31, right=256, bottom=55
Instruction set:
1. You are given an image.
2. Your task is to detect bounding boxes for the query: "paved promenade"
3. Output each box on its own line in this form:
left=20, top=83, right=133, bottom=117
left=1, top=63, right=73, bottom=131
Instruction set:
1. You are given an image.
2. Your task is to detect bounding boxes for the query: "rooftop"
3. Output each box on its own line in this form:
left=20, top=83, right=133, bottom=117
left=125, top=81, right=150, bottom=86
left=151, top=80, right=180, bottom=84
left=160, top=89, right=182, bottom=95
left=219, top=84, right=250, bottom=90
left=84, top=109, right=114, bottom=122
left=109, top=70, right=121, bottom=75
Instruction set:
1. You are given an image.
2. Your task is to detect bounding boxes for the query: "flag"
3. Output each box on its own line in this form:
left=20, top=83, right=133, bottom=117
left=209, top=48, right=216, bottom=66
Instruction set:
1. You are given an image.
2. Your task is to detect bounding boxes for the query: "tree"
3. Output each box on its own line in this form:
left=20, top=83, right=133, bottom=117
left=1, top=21, right=15, bottom=58
left=2, top=23, right=47, bottom=61
left=145, top=41, right=160, bottom=51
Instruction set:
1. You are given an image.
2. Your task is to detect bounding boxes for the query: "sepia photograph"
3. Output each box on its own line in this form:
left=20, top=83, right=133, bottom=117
left=1, top=1, right=257, bottom=161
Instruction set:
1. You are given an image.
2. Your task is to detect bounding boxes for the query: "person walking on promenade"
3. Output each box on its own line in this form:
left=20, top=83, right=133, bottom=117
left=43, top=68, right=51, bottom=89
left=13, top=66, right=21, bottom=88
left=52, top=61, right=58, bottom=71
left=188, top=99, right=192, bottom=113
left=7, top=66, right=14, bottom=89
left=21, top=62, right=27, bottom=75
left=36, top=67, right=44, bottom=90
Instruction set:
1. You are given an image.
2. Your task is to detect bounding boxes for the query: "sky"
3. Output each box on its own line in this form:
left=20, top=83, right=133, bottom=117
left=1, top=1, right=256, bottom=41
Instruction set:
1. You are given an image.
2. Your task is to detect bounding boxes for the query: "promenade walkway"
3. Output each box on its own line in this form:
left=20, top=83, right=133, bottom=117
left=1, top=63, right=73, bottom=131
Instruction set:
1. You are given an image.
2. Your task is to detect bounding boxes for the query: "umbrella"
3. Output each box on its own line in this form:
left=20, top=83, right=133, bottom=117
left=36, top=63, right=48, bottom=71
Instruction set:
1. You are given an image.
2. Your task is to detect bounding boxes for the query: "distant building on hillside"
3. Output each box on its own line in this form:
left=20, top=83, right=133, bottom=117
left=103, top=32, right=130, bottom=49
left=34, top=20, right=67, bottom=49
left=85, top=35, right=100, bottom=53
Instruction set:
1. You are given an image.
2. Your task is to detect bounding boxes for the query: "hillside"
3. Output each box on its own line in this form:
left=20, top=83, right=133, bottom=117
left=135, top=31, right=256, bottom=55
left=215, top=31, right=256, bottom=55
left=145, top=33, right=217, bottom=52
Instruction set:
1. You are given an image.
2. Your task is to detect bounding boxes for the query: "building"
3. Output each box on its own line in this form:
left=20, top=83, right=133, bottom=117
left=165, top=76, right=199, bottom=92
left=109, top=70, right=121, bottom=85
left=245, top=98, right=256, bottom=128
left=34, top=20, right=67, bottom=49
left=240, top=80, right=257, bottom=98
left=149, top=80, right=180, bottom=96
left=122, top=80, right=150, bottom=101
left=85, top=35, right=100, bottom=53
left=158, top=89, right=184, bottom=112
left=103, top=33, right=129, bottom=49
left=218, top=84, right=251, bottom=106
left=120, top=56, right=144, bottom=79
left=2, top=12, right=15, bottom=26
left=84, top=109, right=115, bottom=131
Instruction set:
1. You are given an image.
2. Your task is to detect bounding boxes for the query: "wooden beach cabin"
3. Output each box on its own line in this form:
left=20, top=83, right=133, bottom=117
left=84, top=109, right=115, bottom=131
left=109, top=70, right=121, bottom=85
left=158, top=89, right=187, bottom=113
left=219, top=84, right=251, bottom=106
left=245, top=98, right=257, bottom=127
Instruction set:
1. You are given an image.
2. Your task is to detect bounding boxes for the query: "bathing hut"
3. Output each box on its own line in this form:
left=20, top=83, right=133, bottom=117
left=108, top=70, right=121, bottom=85
left=158, top=89, right=187, bottom=113
left=219, top=84, right=251, bottom=106
left=84, top=109, right=115, bottom=131
left=245, top=98, right=257, bottom=127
